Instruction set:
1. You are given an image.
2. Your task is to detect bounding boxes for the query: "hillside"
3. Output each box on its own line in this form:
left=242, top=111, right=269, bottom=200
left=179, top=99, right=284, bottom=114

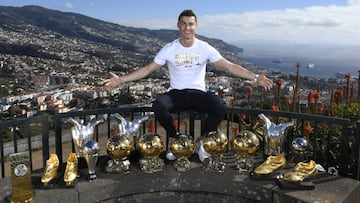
left=0, top=5, right=249, bottom=97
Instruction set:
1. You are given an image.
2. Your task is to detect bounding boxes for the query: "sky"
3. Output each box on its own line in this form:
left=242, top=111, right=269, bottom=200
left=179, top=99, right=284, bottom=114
left=1, top=0, right=360, bottom=46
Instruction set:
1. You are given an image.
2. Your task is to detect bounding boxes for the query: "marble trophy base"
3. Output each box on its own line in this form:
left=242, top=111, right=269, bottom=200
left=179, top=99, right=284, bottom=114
left=105, top=159, right=131, bottom=173
left=202, top=155, right=226, bottom=172
left=173, top=158, right=191, bottom=172
left=249, top=171, right=283, bottom=180
left=236, top=156, right=254, bottom=173
left=275, top=179, right=315, bottom=190
left=139, top=157, right=164, bottom=173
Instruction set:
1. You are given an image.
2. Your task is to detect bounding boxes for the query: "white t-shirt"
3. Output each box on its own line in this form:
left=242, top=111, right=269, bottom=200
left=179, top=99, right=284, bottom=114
left=154, top=38, right=222, bottom=91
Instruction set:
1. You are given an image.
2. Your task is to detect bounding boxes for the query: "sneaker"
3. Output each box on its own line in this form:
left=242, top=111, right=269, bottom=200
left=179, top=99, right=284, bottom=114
left=166, top=149, right=176, bottom=161
left=196, top=138, right=211, bottom=162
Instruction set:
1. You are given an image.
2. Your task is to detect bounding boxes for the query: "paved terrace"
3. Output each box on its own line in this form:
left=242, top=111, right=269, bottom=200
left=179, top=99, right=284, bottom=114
left=0, top=153, right=359, bottom=203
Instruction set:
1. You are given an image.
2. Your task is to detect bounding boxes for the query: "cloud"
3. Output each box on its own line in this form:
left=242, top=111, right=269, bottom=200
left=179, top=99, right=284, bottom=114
left=88, top=2, right=96, bottom=7
left=348, top=0, right=360, bottom=6
left=114, top=5, right=360, bottom=45
left=63, top=3, right=75, bottom=10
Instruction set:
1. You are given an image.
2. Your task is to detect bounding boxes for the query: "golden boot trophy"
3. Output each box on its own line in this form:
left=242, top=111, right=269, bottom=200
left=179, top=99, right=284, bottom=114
left=63, top=153, right=78, bottom=186
left=41, top=153, right=60, bottom=187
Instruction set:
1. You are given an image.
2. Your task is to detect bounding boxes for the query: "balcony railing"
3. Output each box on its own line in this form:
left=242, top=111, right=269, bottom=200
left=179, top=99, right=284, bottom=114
left=1, top=106, right=359, bottom=180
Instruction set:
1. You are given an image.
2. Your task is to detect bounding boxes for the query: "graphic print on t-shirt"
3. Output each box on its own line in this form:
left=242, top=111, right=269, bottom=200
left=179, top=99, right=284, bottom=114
left=175, top=53, right=200, bottom=68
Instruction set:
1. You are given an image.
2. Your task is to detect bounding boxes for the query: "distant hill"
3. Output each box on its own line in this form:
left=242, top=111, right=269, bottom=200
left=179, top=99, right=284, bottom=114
left=0, top=5, right=243, bottom=58
left=0, top=5, right=250, bottom=98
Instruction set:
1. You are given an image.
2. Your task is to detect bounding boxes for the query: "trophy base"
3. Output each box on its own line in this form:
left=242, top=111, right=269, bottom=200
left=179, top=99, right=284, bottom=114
left=38, top=175, right=61, bottom=189
left=236, top=157, right=254, bottom=173
left=275, top=179, right=315, bottom=190
left=87, top=173, right=97, bottom=181
left=249, top=171, right=283, bottom=180
left=105, top=159, right=131, bottom=173
left=139, top=157, right=164, bottom=173
left=202, top=155, right=226, bottom=172
left=173, top=158, right=191, bottom=172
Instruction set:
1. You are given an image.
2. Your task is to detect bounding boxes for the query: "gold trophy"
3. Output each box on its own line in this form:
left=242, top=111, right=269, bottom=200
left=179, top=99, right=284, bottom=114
left=105, top=134, right=133, bottom=173
left=231, top=130, right=260, bottom=173
left=105, top=113, right=149, bottom=173
left=137, top=133, right=164, bottom=173
left=9, top=151, right=33, bottom=203
left=170, top=134, right=195, bottom=172
left=202, top=131, right=228, bottom=172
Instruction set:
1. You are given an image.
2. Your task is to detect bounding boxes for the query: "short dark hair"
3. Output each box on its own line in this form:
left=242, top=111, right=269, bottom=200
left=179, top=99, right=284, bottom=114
left=178, top=9, right=197, bottom=22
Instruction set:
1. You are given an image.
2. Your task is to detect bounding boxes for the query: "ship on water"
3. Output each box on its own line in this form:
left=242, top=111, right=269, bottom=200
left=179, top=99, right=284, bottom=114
left=307, top=63, right=315, bottom=69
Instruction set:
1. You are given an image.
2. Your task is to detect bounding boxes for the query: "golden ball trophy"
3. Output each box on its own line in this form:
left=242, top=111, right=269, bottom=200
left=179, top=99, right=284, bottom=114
left=170, top=134, right=195, bottom=172
left=202, top=131, right=228, bottom=172
left=105, top=134, right=133, bottom=173
left=105, top=113, right=149, bottom=173
left=137, top=133, right=165, bottom=173
left=231, top=130, right=260, bottom=173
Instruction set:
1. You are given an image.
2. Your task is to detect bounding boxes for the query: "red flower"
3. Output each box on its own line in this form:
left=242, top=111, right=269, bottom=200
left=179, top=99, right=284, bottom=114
left=304, top=124, right=313, bottom=135
left=241, top=113, right=247, bottom=120
left=345, top=73, right=351, bottom=80
left=246, top=86, right=253, bottom=94
left=271, top=105, right=280, bottom=111
left=313, top=93, right=320, bottom=101
left=296, top=63, right=301, bottom=69
left=276, top=79, right=283, bottom=86
left=307, top=92, right=314, bottom=103
left=285, top=98, right=292, bottom=105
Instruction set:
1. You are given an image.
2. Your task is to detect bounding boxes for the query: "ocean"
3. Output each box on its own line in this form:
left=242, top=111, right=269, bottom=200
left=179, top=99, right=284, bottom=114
left=236, top=44, right=360, bottom=79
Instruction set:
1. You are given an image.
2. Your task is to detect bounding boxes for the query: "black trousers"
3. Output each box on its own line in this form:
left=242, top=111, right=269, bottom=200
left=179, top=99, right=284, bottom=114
left=152, top=89, right=227, bottom=138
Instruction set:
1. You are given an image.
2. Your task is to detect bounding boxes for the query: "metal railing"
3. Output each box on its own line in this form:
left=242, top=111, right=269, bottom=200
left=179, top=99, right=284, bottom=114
left=1, top=106, right=359, bottom=180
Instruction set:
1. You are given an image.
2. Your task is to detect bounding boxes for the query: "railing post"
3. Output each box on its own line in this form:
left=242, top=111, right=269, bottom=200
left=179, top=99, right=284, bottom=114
left=54, top=113, right=63, bottom=162
left=354, top=120, right=360, bottom=180
left=339, top=125, right=351, bottom=177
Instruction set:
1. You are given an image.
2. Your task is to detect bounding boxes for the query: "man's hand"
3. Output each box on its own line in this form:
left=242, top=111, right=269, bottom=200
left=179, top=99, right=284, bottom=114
left=257, top=71, right=273, bottom=91
left=103, top=72, right=120, bottom=90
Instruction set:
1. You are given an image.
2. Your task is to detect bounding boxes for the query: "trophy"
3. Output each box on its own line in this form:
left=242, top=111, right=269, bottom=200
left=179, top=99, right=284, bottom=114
left=202, top=131, right=228, bottom=172
left=105, top=113, right=149, bottom=173
left=231, top=130, right=260, bottom=173
left=291, top=137, right=308, bottom=164
left=105, top=133, right=133, bottom=173
left=137, top=133, right=164, bottom=173
left=252, top=114, right=294, bottom=177
left=9, top=152, right=33, bottom=203
left=170, top=134, right=195, bottom=172
left=66, top=116, right=105, bottom=180
left=258, top=113, right=294, bottom=156
left=83, top=140, right=99, bottom=180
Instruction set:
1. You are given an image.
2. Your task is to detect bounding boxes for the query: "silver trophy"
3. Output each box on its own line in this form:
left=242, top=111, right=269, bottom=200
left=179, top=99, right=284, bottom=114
left=66, top=116, right=105, bottom=180
left=258, top=113, right=294, bottom=156
left=83, top=140, right=99, bottom=181
left=291, top=137, right=308, bottom=163
left=105, top=113, right=149, bottom=173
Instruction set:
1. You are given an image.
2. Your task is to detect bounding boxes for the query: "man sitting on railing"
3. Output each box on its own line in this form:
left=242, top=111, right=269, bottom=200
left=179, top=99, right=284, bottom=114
left=103, top=9, right=273, bottom=162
